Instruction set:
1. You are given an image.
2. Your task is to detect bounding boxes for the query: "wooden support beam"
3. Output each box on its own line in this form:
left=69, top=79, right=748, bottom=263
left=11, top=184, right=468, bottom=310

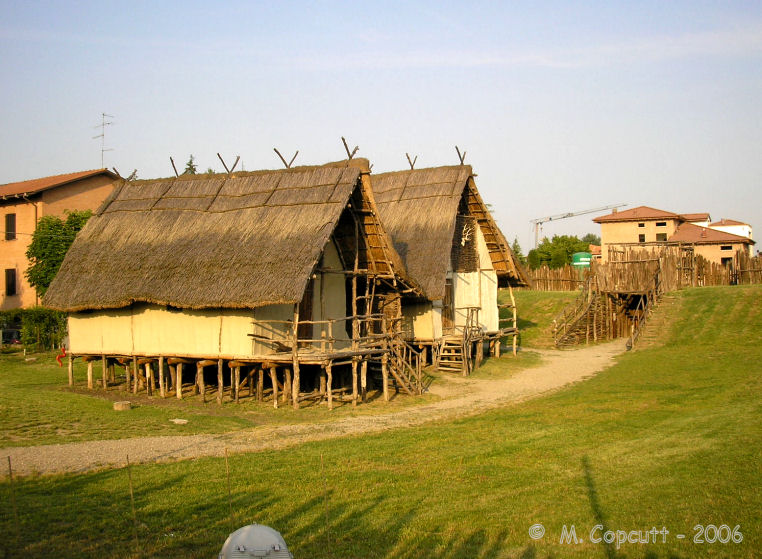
left=132, top=358, right=139, bottom=394
left=257, top=367, right=264, bottom=402
left=169, top=363, right=177, bottom=394
left=68, top=354, right=73, bottom=387
left=382, top=352, right=389, bottom=402
left=158, top=356, right=165, bottom=398
left=269, top=366, right=278, bottom=409
left=284, top=367, right=292, bottom=404
left=351, top=358, right=358, bottom=407
left=197, top=362, right=206, bottom=402
left=87, top=361, right=93, bottom=389
left=145, top=362, right=153, bottom=396
left=176, top=362, right=183, bottom=399
left=102, top=355, right=108, bottom=389
left=291, top=304, right=300, bottom=410
left=361, top=360, right=367, bottom=403
left=234, top=366, right=241, bottom=403
left=217, top=359, right=224, bottom=405
left=326, top=362, right=333, bottom=410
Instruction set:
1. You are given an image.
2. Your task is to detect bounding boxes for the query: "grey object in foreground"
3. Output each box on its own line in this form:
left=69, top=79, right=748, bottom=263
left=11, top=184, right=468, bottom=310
left=218, top=524, right=294, bottom=558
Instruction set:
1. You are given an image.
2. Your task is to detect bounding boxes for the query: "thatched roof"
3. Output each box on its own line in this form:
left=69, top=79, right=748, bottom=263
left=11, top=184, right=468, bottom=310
left=372, top=165, right=528, bottom=300
left=45, top=159, right=412, bottom=312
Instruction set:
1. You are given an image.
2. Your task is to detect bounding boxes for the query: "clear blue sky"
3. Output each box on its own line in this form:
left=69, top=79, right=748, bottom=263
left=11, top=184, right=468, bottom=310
left=1, top=1, right=760, bottom=252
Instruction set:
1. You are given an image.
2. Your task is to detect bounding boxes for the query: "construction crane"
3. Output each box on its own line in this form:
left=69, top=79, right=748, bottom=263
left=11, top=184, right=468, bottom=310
left=531, top=203, right=628, bottom=248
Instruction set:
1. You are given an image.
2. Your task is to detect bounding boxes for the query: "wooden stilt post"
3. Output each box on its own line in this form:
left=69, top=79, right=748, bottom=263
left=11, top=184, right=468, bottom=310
left=351, top=358, right=358, bottom=407
left=176, top=362, right=183, bottom=399
left=144, top=362, right=153, bottom=396
left=475, top=341, right=483, bottom=368
left=87, top=360, right=93, bottom=389
left=320, top=369, right=327, bottom=395
left=326, top=361, right=333, bottom=410
left=234, top=366, right=241, bottom=403
left=257, top=367, right=264, bottom=402
left=361, top=360, right=367, bottom=403
left=284, top=367, right=292, bottom=404
left=247, top=368, right=254, bottom=397
left=169, top=364, right=177, bottom=394
left=217, top=359, right=224, bottom=405
left=158, top=356, right=165, bottom=398
left=382, top=352, right=389, bottom=402
left=68, top=354, right=74, bottom=386
left=269, top=366, right=279, bottom=409
left=102, top=355, right=108, bottom=389
left=124, top=362, right=130, bottom=391
left=197, top=362, right=206, bottom=402
left=132, top=358, right=138, bottom=394
left=292, top=304, right=300, bottom=409
left=109, top=360, right=116, bottom=383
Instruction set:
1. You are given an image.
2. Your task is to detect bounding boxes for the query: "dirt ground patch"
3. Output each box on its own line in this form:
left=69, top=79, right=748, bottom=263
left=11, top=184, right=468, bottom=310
left=2, top=341, right=625, bottom=477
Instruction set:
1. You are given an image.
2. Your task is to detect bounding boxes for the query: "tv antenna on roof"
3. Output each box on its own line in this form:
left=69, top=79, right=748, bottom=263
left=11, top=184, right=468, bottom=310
left=92, top=112, right=114, bottom=168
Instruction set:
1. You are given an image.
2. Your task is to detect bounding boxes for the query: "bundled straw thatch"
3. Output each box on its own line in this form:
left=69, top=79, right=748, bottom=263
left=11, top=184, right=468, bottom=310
left=372, top=165, right=528, bottom=300
left=44, top=159, right=398, bottom=312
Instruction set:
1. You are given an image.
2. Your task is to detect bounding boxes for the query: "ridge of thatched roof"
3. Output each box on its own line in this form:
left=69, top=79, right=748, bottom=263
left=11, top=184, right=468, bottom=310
left=372, top=165, right=527, bottom=300
left=44, top=158, right=411, bottom=312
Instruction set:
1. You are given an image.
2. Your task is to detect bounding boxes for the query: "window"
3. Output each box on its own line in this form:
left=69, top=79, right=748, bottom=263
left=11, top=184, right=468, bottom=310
left=721, top=257, right=733, bottom=267
left=656, top=233, right=667, bottom=242
left=638, top=234, right=646, bottom=243
left=720, top=245, right=732, bottom=251
left=4, top=213, right=16, bottom=241
left=5, top=269, right=16, bottom=296
left=656, top=221, right=667, bottom=227
left=638, top=223, right=645, bottom=228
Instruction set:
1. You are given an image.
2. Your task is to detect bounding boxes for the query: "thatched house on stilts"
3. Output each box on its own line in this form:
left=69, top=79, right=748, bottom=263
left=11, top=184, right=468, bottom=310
left=372, top=165, right=528, bottom=375
left=44, top=159, right=424, bottom=408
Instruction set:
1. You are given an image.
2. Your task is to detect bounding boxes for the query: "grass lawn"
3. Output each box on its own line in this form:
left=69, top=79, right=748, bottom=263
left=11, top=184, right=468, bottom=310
left=1, top=285, right=760, bottom=558
left=0, top=351, right=445, bottom=448
left=504, top=289, right=579, bottom=348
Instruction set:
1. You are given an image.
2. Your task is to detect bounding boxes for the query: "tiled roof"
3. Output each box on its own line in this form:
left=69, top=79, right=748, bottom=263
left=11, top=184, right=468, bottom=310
left=593, top=205, right=681, bottom=223
left=680, top=212, right=711, bottom=222
left=709, top=218, right=749, bottom=227
left=0, top=169, right=117, bottom=198
left=669, top=223, right=754, bottom=245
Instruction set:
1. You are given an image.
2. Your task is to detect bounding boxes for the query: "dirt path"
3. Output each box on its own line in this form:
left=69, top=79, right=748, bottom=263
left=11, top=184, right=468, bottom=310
left=2, top=341, right=625, bottom=477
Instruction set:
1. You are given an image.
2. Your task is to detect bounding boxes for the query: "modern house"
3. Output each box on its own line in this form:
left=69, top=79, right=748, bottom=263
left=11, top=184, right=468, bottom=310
left=593, top=205, right=754, bottom=264
left=44, top=159, right=425, bottom=407
left=1, top=169, right=119, bottom=310
left=372, top=165, right=528, bottom=374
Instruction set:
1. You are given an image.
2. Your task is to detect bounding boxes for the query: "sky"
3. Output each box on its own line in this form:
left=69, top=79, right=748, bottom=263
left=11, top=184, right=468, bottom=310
left=1, top=0, right=760, bottom=253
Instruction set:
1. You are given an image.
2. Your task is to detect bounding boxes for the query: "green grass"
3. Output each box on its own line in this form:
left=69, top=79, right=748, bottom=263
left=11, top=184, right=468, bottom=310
left=0, top=354, right=440, bottom=447
left=2, top=285, right=761, bottom=558
left=504, top=289, right=579, bottom=348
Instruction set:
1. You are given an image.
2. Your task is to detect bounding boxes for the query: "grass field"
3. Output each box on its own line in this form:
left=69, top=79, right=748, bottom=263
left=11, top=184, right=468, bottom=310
left=1, top=285, right=760, bottom=558
left=504, top=289, right=579, bottom=348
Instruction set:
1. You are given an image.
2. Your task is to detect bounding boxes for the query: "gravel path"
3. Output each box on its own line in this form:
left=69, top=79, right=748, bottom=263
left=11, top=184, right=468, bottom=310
left=2, top=341, right=625, bottom=477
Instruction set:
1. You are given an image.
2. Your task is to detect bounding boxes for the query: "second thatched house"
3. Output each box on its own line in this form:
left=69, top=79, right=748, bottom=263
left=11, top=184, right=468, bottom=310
left=372, top=165, right=528, bottom=374
left=44, top=159, right=424, bottom=408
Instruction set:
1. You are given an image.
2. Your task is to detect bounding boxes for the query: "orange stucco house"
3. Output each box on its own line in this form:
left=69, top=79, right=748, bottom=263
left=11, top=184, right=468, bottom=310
left=593, top=205, right=755, bottom=264
left=1, top=169, right=119, bottom=310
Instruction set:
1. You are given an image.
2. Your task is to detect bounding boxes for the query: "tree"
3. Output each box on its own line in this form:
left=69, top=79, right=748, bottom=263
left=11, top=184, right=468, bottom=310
left=511, top=237, right=527, bottom=266
left=25, top=210, right=92, bottom=297
left=581, top=232, right=601, bottom=246
left=184, top=155, right=198, bottom=175
left=526, top=234, right=590, bottom=269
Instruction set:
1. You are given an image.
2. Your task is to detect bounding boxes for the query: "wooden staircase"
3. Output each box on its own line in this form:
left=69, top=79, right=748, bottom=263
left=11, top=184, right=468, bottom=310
left=438, top=335, right=470, bottom=375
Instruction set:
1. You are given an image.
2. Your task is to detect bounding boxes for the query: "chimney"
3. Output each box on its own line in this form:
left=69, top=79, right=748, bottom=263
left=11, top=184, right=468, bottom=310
left=701, top=228, right=707, bottom=238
